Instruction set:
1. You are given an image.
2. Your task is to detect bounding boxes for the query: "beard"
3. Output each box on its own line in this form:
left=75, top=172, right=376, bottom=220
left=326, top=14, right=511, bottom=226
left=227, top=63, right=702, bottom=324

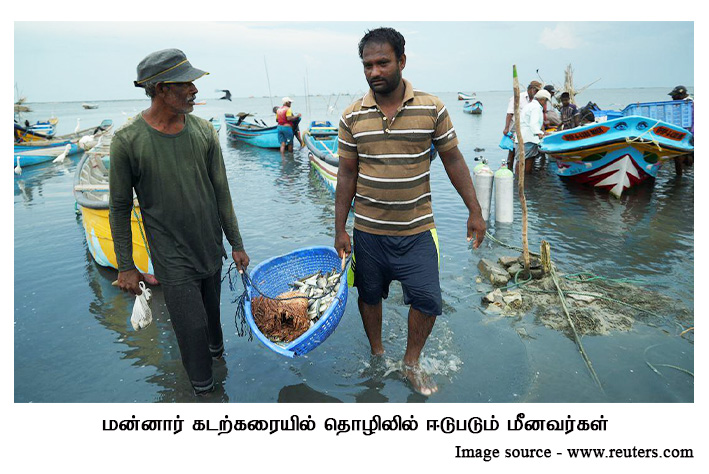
left=367, top=69, right=402, bottom=94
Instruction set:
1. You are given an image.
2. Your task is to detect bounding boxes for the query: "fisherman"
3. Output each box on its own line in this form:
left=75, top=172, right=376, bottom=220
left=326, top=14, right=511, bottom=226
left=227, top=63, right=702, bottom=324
left=669, top=85, right=692, bottom=101
left=667, top=86, right=694, bottom=174
left=109, top=48, right=250, bottom=396
left=276, top=97, right=303, bottom=158
left=503, top=80, right=542, bottom=168
left=516, top=89, right=551, bottom=173
left=542, top=85, right=561, bottom=128
left=335, top=27, right=486, bottom=396
left=559, top=92, right=579, bottom=130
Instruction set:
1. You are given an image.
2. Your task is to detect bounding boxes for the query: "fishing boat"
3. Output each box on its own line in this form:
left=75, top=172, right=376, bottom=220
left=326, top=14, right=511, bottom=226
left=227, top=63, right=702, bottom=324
left=82, top=103, right=99, bottom=109
left=463, top=100, right=483, bottom=114
left=540, top=115, right=694, bottom=198
left=73, top=133, right=155, bottom=278
left=209, top=117, right=221, bottom=134
left=304, top=121, right=339, bottom=194
left=14, top=117, right=59, bottom=142
left=13, top=119, right=113, bottom=169
left=458, top=92, right=475, bottom=101
left=224, top=113, right=280, bottom=149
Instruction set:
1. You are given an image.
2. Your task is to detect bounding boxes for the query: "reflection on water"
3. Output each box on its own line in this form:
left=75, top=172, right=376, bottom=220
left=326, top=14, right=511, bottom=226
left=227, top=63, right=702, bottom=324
left=15, top=92, right=693, bottom=403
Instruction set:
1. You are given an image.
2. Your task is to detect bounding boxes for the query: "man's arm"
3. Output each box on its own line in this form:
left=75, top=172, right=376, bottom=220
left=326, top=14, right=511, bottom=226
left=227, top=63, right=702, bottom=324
left=108, top=135, right=144, bottom=295
left=503, top=113, right=513, bottom=135
left=334, top=157, right=357, bottom=260
left=438, top=146, right=486, bottom=249
left=206, top=126, right=249, bottom=273
left=334, top=112, right=359, bottom=263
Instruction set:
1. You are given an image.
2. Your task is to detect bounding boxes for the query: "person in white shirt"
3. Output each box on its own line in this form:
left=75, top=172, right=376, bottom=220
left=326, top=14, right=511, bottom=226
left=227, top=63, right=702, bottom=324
left=503, top=81, right=542, bottom=168
left=515, top=89, right=551, bottom=173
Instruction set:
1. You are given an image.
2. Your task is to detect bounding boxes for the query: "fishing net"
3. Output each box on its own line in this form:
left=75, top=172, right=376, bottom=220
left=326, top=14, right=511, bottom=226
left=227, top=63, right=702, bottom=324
left=251, top=291, right=309, bottom=342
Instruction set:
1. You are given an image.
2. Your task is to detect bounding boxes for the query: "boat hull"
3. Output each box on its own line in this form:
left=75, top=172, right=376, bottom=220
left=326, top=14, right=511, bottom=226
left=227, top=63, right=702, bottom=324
left=225, top=116, right=280, bottom=148
left=78, top=205, right=154, bottom=275
left=541, top=116, right=693, bottom=198
left=14, top=143, right=80, bottom=167
left=463, top=101, right=483, bottom=114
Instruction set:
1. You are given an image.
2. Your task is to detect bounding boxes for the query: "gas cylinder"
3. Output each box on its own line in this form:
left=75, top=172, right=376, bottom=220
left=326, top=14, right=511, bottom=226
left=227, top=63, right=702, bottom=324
left=494, top=165, right=514, bottom=223
left=472, top=159, right=494, bottom=221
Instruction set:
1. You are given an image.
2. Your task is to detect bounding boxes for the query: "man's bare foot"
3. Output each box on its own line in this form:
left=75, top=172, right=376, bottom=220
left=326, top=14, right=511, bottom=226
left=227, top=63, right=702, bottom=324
left=402, top=364, right=438, bottom=396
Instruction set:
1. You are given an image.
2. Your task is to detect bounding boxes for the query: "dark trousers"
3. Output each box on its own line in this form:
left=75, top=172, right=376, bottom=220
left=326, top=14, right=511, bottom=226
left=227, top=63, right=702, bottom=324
left=162, top=267, right=223, bottom=394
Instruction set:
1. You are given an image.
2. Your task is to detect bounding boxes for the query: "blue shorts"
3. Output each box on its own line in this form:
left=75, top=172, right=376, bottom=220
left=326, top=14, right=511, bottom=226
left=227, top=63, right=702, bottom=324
left=352, top=228, right=441, bottom=316
left=277, top=125, right=294, bottom=145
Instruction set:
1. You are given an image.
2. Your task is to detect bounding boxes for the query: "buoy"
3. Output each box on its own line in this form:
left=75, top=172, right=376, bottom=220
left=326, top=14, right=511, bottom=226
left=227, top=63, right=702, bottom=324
left=472, top=159, right=494, bottom=221
left=494, top=165, right=514, bottom=223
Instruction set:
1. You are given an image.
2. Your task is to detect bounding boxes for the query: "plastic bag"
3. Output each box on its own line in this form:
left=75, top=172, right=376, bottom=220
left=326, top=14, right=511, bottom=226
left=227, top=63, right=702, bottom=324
left=130, top=281, right=153, bottom=330
left=499, top=132, right=514, bottom=151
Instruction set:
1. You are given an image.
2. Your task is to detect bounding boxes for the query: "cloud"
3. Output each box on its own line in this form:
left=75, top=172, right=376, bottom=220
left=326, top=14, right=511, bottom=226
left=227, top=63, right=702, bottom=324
left=538, top=23, right=584, bottom=50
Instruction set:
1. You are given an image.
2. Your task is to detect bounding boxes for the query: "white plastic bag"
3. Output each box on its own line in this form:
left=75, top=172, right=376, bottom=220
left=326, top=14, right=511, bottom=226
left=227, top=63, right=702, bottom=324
left=130, top=282, right=153, bottom=330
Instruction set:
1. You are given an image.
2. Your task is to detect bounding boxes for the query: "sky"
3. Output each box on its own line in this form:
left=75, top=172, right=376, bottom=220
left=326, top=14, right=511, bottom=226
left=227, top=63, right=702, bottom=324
left=13, top=20, right=694, bottom=103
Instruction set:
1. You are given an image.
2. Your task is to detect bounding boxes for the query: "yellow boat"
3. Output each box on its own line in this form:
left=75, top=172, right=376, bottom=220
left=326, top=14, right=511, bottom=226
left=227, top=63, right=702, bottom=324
left=73, top=133, right=155, bottom=277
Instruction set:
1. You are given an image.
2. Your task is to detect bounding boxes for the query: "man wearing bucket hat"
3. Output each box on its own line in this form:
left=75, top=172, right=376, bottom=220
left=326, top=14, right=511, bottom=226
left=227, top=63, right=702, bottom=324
left=669, top=85, right=692, bottom=101
left=110, top=48, right=250, bottom=396
left=276, top=97, right=302, bottom=158
left=516, top=88, right=551, bottom=173
left=503, top=80, right=542, bottom=168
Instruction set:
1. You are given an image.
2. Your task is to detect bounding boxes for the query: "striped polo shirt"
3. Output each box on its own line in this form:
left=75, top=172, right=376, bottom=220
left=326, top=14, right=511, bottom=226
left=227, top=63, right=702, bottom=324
left=338, top=79, right=459, bottom=236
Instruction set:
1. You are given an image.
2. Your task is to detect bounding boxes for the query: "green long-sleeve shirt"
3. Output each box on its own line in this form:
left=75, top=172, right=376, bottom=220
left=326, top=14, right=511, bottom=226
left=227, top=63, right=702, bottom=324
left=109, top=113, right=243, bottom=285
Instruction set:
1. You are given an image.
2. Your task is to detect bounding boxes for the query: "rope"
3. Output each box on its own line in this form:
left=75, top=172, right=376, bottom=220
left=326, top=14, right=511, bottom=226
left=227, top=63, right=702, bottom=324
left=624, top=119, right=663, bottom=151
left=225, top=254, right=352, bottom=339
left=132, top=206, right=151, bottom=261
left=550, top=265, right=604, bottom=392
left=484, top=231, right=540, bottom=257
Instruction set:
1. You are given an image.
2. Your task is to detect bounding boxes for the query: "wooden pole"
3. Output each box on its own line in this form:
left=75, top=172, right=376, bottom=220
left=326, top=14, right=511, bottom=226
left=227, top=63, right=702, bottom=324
left=264, top=56, right=274, bottom=110
left=512, top=65, right=531, bottom=271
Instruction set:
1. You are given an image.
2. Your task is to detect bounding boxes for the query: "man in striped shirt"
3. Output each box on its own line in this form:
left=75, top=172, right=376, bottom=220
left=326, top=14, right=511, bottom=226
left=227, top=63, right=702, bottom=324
left=335, top=27, right=486, bottom=396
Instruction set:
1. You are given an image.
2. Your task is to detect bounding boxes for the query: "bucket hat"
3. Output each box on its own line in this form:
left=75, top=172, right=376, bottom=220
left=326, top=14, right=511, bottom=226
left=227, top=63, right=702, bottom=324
left=668, top=85, right=687, bottom=96
left=134, top=49, right=208, bottom=88
left=535, top=89, right=551, bottom=101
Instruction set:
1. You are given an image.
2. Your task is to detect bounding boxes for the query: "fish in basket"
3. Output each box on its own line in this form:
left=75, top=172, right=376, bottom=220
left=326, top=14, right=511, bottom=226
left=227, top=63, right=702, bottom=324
left=241, top=246, right=348, bottom=358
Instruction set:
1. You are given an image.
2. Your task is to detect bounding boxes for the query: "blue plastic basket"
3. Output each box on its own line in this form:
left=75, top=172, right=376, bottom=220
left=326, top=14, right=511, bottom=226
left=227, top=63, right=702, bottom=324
left=621, top=100, right=694, bottom=130
left=244, top=246, right=348, bottom=358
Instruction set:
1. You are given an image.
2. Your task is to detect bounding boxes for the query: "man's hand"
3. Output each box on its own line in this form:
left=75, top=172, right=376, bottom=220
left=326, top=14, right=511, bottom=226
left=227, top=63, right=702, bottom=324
left=335, top=230, right=352, bottom=268
left=232, top=249, right=250, bottom=274
left=466, top=212, right=486, bottom=249
left=117, top=268, right=144, bottom=296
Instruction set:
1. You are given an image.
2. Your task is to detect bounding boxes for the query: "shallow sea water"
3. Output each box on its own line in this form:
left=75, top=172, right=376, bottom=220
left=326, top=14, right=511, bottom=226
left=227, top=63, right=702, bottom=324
left=14, top=87, right=693, bottom=402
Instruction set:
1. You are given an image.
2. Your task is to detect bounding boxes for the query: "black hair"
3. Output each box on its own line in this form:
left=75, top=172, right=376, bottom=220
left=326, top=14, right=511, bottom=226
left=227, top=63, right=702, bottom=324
left=358, top=27, right=405, bottom=59
left=561, top=92, right=570, bottom=99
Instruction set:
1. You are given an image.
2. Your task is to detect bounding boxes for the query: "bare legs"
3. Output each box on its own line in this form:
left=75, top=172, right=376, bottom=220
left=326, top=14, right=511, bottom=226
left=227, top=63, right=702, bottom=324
left=358, top=297, right=438, bottom=396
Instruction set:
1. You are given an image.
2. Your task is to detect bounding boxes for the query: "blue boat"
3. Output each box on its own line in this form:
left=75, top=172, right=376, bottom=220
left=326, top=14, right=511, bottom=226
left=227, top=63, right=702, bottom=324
left=13, top=119, right=113, bottom=170
left=540, top=115, right=694, bottom=198
left=224, top=113, right=279, bottom=148
left=209, top=117, right=221, bottom=134
left=14, top=117, right=59, bottom=142
left=304, top=121, right=339, bottom=194
left=14, top=142, right=81, bottom=168
left=463, top=100, right=483, bottom=114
